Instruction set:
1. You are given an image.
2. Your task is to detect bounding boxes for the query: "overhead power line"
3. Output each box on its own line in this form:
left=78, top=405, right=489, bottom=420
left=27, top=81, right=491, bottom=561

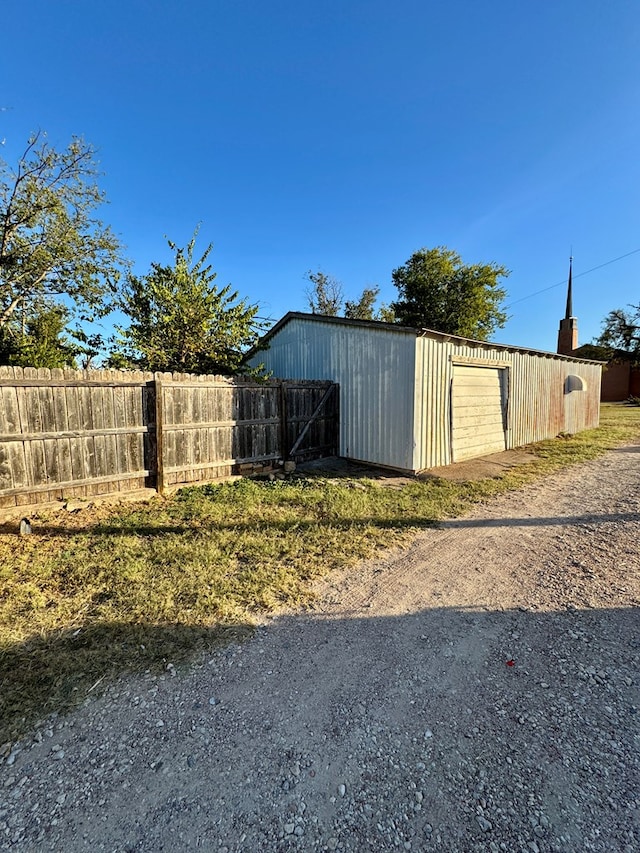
left=505, top=247, right=640, bottom=309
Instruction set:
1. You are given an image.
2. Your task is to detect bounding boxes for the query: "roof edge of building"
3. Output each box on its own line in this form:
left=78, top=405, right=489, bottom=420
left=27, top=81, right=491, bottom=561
left=249, top=312, right=606, bottom=365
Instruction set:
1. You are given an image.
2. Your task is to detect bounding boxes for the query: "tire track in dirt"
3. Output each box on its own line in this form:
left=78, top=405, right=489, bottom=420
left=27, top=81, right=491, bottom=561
left=315, top=446, right=640, bottom=618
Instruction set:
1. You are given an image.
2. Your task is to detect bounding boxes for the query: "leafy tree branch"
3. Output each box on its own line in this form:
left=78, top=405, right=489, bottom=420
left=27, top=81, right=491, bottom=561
left=0, top=131, right=126, bottom=333
left=112, top=231, right=267, bottom=375
left=597, top=304, right=640, bottom=361
left=390, top=246, right=509, bottom=339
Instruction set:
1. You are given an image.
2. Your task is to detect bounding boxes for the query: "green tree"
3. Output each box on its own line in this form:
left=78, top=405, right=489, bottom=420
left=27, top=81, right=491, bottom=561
left=113, top=232, right=266, bottom=375
left=376, top=303, right=396, bottom=323
left=344, top=287, right=380, bottom=320
left=305, top=269, right=394, bottom=322
left=0, top=132, right=126, bottom=331
left=390, top=247, right=509, bottom=339
left=597, top=304, right=640, bottom=361
left=0, top=303, right=80, bottom=368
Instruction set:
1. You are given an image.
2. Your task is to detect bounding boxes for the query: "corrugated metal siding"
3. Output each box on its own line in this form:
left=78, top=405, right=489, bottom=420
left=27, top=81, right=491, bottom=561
left=412, top=336, right=450, bottom=470
left=414, top=337, right=602, bottom=470
left=252, top=318, right=417, bottom=469
left=563, top=370, right=602, bottom=434
left=507, top=352, right=601, bottom=444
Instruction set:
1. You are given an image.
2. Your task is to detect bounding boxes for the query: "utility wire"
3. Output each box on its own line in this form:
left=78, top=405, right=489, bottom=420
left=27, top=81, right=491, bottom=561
left=505, top=247, right=640, bottom=309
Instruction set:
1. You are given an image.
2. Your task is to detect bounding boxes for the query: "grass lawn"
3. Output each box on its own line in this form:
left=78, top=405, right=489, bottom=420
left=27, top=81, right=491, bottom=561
left=1, top=403, right=639, bottom=744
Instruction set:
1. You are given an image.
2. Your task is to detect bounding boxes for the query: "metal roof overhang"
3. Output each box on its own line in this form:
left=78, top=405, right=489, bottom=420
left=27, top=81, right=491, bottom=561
left=247, top=311, right=605, bottom=365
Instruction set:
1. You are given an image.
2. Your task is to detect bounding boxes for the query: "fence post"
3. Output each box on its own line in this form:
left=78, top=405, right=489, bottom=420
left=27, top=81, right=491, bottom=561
left=155, top=375, right=165, bottom=494
left=279, top=381, right=288, bottom=461
left=333, top=382, right=340, bottom=456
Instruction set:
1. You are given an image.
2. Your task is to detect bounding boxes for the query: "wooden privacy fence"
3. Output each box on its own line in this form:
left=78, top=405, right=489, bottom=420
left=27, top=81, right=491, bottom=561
left=0, top=366, right=339, bottom=508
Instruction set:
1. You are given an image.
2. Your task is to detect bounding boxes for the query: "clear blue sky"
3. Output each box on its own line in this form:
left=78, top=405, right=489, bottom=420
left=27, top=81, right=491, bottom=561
left=3, top=0, right=639, bottom=353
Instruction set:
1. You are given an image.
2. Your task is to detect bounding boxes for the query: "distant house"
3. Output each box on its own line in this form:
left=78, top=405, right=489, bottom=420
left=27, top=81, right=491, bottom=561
left=249, top=312, right=602, bottom=473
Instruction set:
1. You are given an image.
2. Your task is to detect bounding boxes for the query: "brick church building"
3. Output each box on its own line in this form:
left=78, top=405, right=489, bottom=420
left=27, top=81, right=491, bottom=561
left=556, top=258, right=640, bottom=401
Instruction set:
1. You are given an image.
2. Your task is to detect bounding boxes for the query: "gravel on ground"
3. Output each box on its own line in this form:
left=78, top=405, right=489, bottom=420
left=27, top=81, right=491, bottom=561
left=1, top=443, right=639, bottom=852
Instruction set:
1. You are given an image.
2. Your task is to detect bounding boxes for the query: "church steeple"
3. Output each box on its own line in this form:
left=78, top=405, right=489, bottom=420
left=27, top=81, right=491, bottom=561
left=557, top=256, right=578, bottom=355
left=565, top=256, right=573, bottom=318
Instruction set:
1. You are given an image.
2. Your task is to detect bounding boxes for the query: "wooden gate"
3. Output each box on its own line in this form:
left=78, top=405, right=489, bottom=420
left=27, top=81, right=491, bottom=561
left=282, top=382, right=339, bottom=462
left=155, top=378, right=339, bottom=490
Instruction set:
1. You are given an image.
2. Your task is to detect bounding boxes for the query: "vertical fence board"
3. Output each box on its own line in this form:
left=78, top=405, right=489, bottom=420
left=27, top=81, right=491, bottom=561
left=78, top=384, right=95, bottom=489
left=5, top=387, right=26, bottom=492
left=112, top=384, right=128, bottom=492
left=103, top=386, right=115, bottom=486
left=29, top=387, right=48, bottom=496
left=38, top=384, right=58, bottom=498
left=1, top=392, right=20, bottom=499
left=18, top=385, right=35, bottom=494
left=162, top=382, right=175, bottom=484
left=92, top=386, right=108, bottom=494
left=123, top=386, right=138, bottom=484
left=0, top=391, right=12, bottom=493
left=52, top=373, right=72, bottom=489
left=155, top=378, right=165, bottom=494
left=141, top=383, right=154, bottom=488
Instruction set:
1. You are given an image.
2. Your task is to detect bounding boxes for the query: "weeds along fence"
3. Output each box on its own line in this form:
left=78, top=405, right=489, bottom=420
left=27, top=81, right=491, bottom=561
left=0, top=366, right=339, bottom=509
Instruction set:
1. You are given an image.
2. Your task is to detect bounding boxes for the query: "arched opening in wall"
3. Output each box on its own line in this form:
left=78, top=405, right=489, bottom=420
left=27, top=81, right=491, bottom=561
left=565, top=374, right=586, bottom=394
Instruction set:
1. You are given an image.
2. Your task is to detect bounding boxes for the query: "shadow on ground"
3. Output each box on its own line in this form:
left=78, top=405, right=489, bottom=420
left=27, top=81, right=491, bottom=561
left=3, top=506, right=637, bottom=539
left=0, top=621, right=252, bottom=744
left=5, top=602, right=638, bottom=852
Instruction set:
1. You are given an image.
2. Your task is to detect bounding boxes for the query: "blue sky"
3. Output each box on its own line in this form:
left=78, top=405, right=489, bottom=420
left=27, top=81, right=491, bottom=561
left=2, top=1, right=639, bottom=353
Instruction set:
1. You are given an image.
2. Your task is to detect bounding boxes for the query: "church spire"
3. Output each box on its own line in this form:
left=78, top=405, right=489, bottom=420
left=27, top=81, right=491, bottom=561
left=565, top=256, right=573, bottom=318
left=557, top=255, right=578, bottom=355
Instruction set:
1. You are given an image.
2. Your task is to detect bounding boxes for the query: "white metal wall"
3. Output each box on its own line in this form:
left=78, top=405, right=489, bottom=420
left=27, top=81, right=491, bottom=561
left=253, top=317, right=418, bottom=470
left=413, top=336, right=602, bottom=470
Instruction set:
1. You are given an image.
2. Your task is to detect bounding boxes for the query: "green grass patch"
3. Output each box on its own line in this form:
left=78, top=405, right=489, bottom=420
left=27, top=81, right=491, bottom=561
left=1, top=403, right=639, bottom=743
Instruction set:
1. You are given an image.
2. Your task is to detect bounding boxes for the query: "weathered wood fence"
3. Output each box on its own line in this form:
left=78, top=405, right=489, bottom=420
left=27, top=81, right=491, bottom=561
left=0, top=366, right=338, bottom=508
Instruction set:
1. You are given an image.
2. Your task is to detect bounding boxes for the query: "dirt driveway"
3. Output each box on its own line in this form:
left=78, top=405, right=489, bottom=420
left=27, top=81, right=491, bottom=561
left=1, top=445, right=639, bottom=852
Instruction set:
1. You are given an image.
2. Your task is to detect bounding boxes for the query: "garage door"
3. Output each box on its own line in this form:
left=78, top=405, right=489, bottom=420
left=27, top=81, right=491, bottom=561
left=451, top=365, right=507, bottom=462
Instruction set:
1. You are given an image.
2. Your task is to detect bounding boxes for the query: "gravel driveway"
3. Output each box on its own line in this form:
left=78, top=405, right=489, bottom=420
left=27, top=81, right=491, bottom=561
left=1, top=444, right=639, bottom=852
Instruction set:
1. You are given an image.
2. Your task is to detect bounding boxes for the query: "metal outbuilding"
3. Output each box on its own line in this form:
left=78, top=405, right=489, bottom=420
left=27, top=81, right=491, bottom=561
left=249, top=312, right=603, bottom=473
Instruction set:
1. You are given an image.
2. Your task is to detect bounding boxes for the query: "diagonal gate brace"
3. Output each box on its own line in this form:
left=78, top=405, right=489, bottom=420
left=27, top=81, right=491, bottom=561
left=288, top=384, right=336, bottom=458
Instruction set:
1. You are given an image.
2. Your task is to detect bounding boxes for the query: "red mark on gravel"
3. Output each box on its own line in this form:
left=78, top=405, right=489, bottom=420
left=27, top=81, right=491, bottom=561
left=506, top=659, right=515, bottom=667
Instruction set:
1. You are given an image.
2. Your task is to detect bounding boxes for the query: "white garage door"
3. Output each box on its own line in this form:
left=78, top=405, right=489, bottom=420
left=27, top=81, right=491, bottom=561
left=451, top=365, right=507, bottom=462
